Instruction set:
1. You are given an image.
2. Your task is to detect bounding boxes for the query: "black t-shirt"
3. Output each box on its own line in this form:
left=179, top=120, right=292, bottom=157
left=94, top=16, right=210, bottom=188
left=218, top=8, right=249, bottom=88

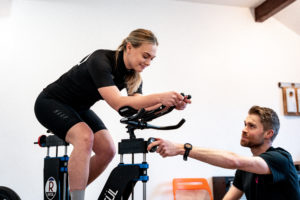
left=233, top=147, right=300, bottom=200
left=43, top=50, right=142, bottom=110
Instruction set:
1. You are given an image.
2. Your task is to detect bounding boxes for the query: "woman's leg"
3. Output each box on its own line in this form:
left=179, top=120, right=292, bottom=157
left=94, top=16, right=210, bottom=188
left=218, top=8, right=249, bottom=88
left=65, top=122, right=94, bottom=191
left=87, top=129, right=116, bottom=185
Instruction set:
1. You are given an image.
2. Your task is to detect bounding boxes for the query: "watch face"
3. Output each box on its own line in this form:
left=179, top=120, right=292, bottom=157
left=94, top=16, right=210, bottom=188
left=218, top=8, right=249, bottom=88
left=184, top=143, right=192, bottom=149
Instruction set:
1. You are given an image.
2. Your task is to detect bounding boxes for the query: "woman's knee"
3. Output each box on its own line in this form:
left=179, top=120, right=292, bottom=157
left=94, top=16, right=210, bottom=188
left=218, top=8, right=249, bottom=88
left=78, top=131, right=94, bottom=152
left=66, top=122, right=94, bottom=152
left=97, top=139, right=116, bottom=163
left=93, top=130, right=116, bottom=161
left=105, top=143, right=116, bottom=161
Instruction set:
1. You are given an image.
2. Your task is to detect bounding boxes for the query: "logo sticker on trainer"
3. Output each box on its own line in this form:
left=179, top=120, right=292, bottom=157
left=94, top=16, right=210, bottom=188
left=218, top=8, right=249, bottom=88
left=45, top=177, right=57, bottom=200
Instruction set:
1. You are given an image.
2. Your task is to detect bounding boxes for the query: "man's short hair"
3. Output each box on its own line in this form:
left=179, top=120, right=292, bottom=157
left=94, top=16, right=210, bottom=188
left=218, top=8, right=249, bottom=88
left=248, top=106, right=280, bottom=141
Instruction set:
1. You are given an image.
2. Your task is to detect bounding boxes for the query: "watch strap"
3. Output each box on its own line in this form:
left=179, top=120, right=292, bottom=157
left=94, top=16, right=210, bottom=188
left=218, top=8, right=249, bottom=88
left=183, top=143, right=192, bottom=161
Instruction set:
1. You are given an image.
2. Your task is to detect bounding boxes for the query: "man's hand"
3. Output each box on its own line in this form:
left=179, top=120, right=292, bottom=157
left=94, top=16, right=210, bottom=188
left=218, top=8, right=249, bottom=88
left=147, top=138, right=184, bottom=157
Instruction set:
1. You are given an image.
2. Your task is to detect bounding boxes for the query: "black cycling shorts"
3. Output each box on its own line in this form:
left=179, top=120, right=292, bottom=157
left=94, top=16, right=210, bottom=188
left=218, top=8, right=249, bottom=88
left=34, top=91, right=107, bottom=140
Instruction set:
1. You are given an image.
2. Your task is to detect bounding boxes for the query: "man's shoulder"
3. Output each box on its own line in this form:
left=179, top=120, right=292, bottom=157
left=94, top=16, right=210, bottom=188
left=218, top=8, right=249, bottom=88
left=259, top=146, right=294, bottom=174
left=263, top=146, right=292, bottom=159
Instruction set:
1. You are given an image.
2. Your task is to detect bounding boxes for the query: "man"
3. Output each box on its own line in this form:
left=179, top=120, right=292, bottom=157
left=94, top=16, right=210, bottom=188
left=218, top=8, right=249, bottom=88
left=147, top=106, right=300, bottom=200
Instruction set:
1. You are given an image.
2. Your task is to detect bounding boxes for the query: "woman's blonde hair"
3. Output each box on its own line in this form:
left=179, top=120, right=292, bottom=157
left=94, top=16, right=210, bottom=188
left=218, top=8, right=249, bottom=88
left=116, top=29, right=158, bottom=95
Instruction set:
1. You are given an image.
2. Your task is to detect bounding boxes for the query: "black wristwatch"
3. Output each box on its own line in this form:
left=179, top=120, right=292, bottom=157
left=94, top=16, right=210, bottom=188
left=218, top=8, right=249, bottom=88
left=183, top=143, right=192, bottom=161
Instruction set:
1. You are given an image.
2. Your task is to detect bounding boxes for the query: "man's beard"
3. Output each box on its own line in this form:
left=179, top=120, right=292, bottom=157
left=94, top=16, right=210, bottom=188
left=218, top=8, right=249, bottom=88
left=240, top=138, right=264, bottom=148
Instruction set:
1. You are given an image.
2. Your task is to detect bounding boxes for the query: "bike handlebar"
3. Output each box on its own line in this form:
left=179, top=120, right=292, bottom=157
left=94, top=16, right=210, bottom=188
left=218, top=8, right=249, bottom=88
left=118, top=93, right=191, bottom=131
left=122, top=118, right=186, bottom=130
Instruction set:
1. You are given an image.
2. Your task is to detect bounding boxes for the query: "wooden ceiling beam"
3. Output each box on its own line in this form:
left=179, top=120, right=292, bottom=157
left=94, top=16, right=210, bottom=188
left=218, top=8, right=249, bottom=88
left=255, top=0, right=296, bottom=22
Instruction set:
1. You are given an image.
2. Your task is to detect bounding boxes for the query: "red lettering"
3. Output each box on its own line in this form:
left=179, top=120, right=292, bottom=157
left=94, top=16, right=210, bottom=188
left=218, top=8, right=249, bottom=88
left=49, top=181, right=54, bottom=192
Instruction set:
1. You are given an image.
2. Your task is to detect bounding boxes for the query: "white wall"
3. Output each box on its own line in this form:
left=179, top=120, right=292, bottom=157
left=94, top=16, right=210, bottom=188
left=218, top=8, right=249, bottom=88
left=1, top=0, right=300, bottom=199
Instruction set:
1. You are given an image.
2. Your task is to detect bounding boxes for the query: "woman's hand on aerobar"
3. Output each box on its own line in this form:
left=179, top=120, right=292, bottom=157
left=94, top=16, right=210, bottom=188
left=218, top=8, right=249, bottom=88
left=175, top=95, right=191, bottom=110
left=159, top=91, right=183, bottom=107
left=160, top=91, right=191, bottom=109
left=146, top=91, right=191, bottom=111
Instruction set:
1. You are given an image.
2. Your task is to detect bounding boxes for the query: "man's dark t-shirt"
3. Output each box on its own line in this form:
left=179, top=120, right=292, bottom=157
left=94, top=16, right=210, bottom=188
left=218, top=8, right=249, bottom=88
left=233, top=147, right=300, bottom=200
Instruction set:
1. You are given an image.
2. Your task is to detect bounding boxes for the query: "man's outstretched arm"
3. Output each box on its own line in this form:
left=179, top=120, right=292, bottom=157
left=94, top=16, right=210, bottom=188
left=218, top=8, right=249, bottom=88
left=147, top=138, right=271, bottom=175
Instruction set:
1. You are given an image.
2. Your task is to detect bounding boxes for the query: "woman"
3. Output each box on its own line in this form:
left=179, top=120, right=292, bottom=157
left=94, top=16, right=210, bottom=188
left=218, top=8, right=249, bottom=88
left=34, top=28, right=190, bottom=200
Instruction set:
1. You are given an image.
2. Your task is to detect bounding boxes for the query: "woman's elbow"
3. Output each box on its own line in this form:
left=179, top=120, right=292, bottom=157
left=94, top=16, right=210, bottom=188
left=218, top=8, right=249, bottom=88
left=104, top=99, right=122, bottom=111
